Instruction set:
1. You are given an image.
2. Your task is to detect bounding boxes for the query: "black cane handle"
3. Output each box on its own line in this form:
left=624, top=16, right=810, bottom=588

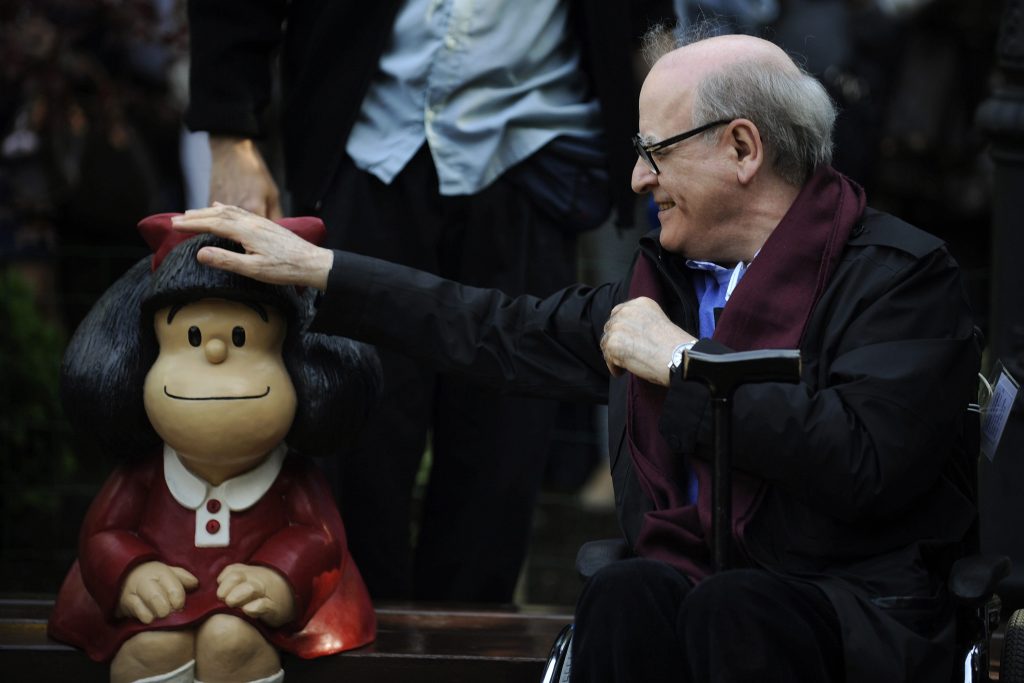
left=682, top=349, right=802, bottom=399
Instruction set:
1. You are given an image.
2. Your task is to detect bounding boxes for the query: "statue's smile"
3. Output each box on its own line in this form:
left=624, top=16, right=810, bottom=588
left=163, top=386, right=271, bottom=401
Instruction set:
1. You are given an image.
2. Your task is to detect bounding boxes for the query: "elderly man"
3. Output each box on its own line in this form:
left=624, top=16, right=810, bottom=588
left=174, top=32, right=979, bottom=682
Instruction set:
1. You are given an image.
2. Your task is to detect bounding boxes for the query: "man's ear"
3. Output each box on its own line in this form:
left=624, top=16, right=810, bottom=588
left=726, top=119, right=763, bottom=185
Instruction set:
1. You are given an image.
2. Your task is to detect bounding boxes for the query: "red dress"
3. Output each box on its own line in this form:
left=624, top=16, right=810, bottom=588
left=48, top=447, right=375, bottom=662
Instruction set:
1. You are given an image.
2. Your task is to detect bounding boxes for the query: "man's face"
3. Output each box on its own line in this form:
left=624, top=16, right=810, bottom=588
left=631, top=62, right=736, bottom=261
left=143, top=298, right=296, bottom=473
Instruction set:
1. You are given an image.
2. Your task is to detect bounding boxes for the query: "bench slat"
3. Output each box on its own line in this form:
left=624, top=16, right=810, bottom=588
left=0, top=599, right=572, bottom=682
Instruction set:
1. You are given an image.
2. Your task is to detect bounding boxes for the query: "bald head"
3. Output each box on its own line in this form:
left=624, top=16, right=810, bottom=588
left=656, top=34, right=799, bottom=81
left=640, top=32, right=836, bottom=186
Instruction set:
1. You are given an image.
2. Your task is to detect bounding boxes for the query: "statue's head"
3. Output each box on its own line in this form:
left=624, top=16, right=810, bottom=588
left=61, top=214, right=380, bottom=461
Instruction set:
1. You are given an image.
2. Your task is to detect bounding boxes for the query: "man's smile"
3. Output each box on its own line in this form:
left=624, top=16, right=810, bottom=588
left=163, top=386, right=271, bottom=401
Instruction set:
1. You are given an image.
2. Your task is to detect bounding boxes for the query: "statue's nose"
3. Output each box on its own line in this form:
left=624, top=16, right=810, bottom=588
left=205, top=338, right=228, bottom=364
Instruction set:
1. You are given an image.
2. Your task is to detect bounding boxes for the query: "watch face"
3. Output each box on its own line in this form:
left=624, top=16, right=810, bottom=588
left=671, top=342, right=695, bottom=370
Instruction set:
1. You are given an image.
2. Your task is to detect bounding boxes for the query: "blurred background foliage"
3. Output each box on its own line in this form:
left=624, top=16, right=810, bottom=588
left=0, top=0, right=183, bottom=594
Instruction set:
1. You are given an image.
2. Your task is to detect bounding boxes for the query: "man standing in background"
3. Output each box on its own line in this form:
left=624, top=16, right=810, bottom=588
left=185, top=0, right=674, bottom=602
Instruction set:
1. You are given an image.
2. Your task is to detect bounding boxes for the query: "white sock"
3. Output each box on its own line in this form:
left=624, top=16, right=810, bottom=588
left=133, top=659, right=195, bottom=683
left=195, top=669, right=283, bottom=683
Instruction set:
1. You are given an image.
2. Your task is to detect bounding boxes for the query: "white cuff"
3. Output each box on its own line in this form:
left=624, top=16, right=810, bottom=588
left=196, top=669, right=283, bottom=683
left=133, top=659, right=195, bottom=683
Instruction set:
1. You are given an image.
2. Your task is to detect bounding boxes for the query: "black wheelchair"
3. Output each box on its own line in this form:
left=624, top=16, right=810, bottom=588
left=540, top=349, right=1023, bottom=683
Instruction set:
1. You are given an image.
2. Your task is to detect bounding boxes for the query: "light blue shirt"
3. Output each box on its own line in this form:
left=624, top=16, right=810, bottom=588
left=685, top=259, right=748, bottom=338
left=346, top=0, right=602, bottom=196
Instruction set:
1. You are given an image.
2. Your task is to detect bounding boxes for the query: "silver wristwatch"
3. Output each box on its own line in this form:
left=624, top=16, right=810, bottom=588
left=668, top=340, right=697, bottom=373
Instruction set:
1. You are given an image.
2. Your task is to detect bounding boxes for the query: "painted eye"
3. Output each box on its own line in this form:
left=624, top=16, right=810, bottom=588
left=232, top=326, right=246, bottom=347
left=188, top=326, right=201, bottom=347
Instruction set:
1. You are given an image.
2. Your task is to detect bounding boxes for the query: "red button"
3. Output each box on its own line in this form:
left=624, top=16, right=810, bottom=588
left=206, top=519, right=221, bottom=534
left=207, top=499, right=222, bottom=513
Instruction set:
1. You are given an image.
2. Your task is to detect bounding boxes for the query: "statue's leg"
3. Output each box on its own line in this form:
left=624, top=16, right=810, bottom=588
left=110, top=629, right=196, bottom=683
left=194, top=614, right=282, bottom=683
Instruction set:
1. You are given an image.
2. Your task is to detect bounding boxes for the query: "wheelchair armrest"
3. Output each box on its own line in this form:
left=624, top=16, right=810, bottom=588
left=576, top=539, right=632, bottom=580
left=949, top=554, right=1011, bottom=605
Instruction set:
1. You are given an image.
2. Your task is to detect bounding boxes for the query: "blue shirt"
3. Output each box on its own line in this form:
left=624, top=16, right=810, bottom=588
left=346, top=0, right=602, bottom=196
left=685, top=258, right=748, bottom=338
left=682, top=258, right=748, bottom=502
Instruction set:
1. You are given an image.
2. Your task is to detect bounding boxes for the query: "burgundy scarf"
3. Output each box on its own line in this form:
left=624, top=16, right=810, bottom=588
left=625, top=165, right=866, bottom=580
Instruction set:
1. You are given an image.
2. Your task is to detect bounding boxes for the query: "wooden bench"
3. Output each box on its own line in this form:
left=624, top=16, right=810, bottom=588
left=0, top=598, right=572, bottom=682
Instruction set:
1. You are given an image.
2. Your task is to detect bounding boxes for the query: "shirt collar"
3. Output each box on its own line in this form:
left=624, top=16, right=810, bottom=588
left=685, top=247, right=761, bottom=303
left=684, top=258, right=736, bottom=274
left=685, top=259, right=747, bottom=301
left=163, top=443, right=287, bottom=512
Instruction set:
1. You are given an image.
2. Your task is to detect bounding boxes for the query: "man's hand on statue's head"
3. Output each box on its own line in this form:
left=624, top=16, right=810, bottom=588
left=601, top=297, right=694, bottom=387
left=172, top=204, right=334, bottom=291
left=117, top=561, right=199, bottom=624
left=216, top=563, right=296, bottom=628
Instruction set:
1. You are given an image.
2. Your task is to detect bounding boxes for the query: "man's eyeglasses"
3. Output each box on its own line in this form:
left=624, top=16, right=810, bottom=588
left=632, top=120, right=731, bottom=175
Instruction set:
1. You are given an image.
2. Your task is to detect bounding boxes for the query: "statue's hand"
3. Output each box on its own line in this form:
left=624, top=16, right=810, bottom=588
left=216, top=563, right=296, bottom=627
left=117, top=561, right=199, bottom=624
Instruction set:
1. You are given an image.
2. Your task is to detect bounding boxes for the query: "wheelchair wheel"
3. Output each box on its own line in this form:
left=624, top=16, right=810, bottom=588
left=540, top=623, right=573, bottom=683
left=1002, top=609, right=1024, bottom=682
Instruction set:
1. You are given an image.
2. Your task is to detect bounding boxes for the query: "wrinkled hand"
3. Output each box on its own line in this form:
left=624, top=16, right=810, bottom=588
left=172, top=203, right=333, bottom=290
left=118, top=561, right=199, bottom=624
left=216, top=564, right=296, bottom=628
left=209, top=136, right=282, bottom=219
left=600, top=296, right=695, bottom=386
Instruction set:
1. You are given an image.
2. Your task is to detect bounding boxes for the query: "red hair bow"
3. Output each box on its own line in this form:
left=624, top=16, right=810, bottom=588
left=137, top=213, right=327, bottom=271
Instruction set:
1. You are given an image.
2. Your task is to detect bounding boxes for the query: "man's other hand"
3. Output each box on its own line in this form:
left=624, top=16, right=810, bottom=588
left=209, top=136, right=282, bottom=219
left=601, top=297, right=694, bottom=386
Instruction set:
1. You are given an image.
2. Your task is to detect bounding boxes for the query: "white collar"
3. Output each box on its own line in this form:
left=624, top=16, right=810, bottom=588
left=163, top=443, right=287, bottom=512
left=685, top=247, right=760, bottom=303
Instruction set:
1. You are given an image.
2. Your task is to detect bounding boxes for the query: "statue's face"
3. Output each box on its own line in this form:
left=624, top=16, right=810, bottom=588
left=143, top=298, right=296, bottom=475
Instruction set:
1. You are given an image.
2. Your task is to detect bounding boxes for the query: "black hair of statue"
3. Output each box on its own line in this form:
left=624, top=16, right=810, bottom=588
left=60, top=233, right=380, bottom=460
left=166, top=300, right=269, bottom=325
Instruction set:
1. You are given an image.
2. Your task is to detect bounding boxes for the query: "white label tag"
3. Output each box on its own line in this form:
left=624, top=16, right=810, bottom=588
left=981, top=365, right=1020, bottom=461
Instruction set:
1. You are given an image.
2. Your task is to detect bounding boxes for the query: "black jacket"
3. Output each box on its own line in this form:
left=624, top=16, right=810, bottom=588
left=184, top=0, right=672, bottom=222
left=311, top=208, right=979, bottom=682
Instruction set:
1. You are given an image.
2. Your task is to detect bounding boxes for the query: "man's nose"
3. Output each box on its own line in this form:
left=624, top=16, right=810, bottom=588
left=205, top=338, right=228, bottom=364
left=631, top=157, right=657, bottom=195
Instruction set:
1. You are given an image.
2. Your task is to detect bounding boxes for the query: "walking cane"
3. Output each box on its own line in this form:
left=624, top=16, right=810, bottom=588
left=682, top=349, right=802, bottom=572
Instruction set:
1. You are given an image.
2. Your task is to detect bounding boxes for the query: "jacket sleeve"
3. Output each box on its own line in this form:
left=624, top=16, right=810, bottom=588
left=309, top=249, right=622, bottom=403
left=184, top=0, right=289, bottom=137
left=659, top=246, right=979, bottom=523
left=250, top=463, right=342, bottom=627
left=78, top=463, right=161, bottom=618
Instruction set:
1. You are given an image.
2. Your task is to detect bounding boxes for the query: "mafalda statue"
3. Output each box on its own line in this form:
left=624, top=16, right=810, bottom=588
left=48, top=214, right=379, bottom=683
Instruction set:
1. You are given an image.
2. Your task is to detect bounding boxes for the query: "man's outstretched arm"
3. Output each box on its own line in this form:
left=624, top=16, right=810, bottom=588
left=173, top=204, right=617, bottom=402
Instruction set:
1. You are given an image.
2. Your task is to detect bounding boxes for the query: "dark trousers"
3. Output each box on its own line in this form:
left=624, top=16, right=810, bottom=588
left=317, top=146, right=578, bottom=601
left=571, top=559, right=845, bottom=682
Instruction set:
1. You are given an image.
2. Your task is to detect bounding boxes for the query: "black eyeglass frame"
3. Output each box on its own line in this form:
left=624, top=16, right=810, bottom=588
left=632, top=119, right=732, bottom=175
